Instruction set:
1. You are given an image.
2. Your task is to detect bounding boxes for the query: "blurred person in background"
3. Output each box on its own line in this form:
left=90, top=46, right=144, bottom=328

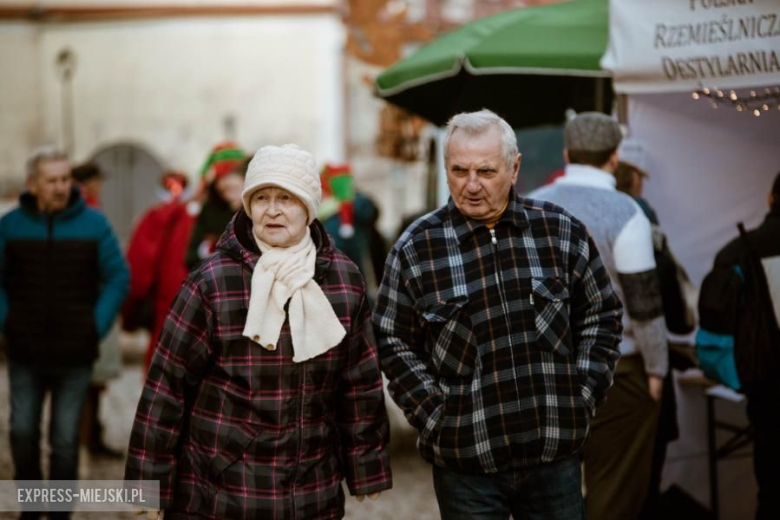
left=0, top=146, right=129, bottom=520
left=71, top=161, right=126, bottom=458
left=698, top=172, right=780, bottom=520
left=125, top=144, right=391, bottom=519
left=614, top=161, right=659, bottom=226
left=531, top=114, right=667, bottom=520
left=186, top=142, right=247, bottom=269
left=71, top=162, right=104, bottom=209
left=319, top=163, right=387, bottom=300
left=615, top=160, right=695, bottom=519
left=122, top=171, right=195, bottom=371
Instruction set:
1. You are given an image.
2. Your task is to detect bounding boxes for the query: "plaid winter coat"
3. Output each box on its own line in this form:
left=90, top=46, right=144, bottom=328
left=374, top=193, right=623, bottom=473
left=125, top=211, right=392, bottom=520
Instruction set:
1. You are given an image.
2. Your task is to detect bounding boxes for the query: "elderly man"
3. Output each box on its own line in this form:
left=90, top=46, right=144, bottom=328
left=531, top=113, right=668, bottom=520
left=0, top=146, right=128, bottom=520
left=374, top=109, right=623, bottom=519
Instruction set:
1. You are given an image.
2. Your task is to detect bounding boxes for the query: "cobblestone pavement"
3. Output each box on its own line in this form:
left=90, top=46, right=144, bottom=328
left=0, top=359, right=438, bottom=520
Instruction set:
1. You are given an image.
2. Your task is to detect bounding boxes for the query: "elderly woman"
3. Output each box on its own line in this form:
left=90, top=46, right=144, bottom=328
left=125, top=144, right=392, bottom=519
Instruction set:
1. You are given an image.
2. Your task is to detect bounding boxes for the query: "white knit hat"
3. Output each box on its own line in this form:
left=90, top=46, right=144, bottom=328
left=242, top=144, right=321, bottom=224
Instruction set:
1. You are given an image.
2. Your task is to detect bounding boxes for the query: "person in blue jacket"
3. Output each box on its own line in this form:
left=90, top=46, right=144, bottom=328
left=0, top=146, right=129, bottom=520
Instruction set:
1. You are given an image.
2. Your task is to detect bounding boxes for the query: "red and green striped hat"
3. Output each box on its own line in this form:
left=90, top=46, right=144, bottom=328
left=200, top=141, right=245, bottom=183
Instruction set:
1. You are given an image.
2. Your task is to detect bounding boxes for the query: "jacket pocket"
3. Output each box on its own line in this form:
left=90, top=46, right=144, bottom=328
left=422, top=297, right=475, bottom=378
left=531, top=277, right=572, bottom=357
left=207, top=424, right=263, bottom=488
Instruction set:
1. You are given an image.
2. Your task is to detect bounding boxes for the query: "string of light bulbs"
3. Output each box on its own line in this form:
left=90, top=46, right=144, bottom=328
left=692, top=86, right=780, bottom=117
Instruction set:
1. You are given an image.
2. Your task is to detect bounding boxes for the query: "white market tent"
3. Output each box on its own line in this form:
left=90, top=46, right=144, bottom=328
left=602, top=0, right=780, bottom=287
left=602, top=1, right=780, bottom=518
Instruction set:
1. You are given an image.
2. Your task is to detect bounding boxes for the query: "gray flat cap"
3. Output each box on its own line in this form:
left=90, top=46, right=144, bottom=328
left=564, top=112, right=622, bottom=152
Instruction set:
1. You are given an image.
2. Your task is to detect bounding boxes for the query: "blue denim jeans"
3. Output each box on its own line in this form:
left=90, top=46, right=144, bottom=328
left=8, top=361, right=93, bottom=482
left=433, top=455, right=585, bottom=520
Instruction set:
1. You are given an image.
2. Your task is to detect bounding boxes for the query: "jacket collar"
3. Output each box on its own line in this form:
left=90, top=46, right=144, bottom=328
left=447, top=187, right=530, bottom=243
left=218, top=211, right=334, bottom=282
left=19, top=186, right=85, bottom=220
left=556, top=164, right=617, bottom=190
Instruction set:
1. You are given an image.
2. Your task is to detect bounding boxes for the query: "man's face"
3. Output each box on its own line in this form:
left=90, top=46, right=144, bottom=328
left=446, top=126, right=519, bottom=222
left=28, top=159, right=72, bottom=213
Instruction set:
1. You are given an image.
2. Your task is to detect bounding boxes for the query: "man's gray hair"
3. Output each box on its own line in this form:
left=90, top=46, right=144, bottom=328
left=443, top=109, right=518, bottom=169
left=26, top=145, right=68, bottom=181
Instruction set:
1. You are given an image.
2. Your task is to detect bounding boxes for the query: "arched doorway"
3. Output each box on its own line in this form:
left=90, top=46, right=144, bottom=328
left=90, top=143, right=165, bottom=244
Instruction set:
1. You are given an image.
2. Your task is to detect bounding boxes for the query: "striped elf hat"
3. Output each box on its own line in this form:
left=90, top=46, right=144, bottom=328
left=321, top=163, right=355, bottom=239
left=200, top=142, right=245, bottom=185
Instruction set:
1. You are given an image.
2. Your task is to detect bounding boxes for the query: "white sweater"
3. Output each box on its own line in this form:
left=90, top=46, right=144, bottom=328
left=530, top=164, right=668, bottom=377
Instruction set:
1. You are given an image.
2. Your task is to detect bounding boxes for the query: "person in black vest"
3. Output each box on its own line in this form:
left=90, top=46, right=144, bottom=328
left=702, top=172, right=780, bottom=520
left=0, top=146, right=129, bottom=520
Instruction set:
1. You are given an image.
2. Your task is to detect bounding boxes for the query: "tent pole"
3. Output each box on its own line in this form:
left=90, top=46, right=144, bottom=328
left=595, top=77, right=605, bottom=113
left=617, top=94, right=628, bottom=125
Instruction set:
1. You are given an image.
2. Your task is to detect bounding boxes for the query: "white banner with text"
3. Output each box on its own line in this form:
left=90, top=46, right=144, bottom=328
left=602, top=0, right=780, bottom=93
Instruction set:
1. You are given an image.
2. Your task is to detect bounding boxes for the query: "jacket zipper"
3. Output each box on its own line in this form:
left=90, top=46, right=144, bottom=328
left=489, top=229, right=523, bottom=432
left=292, top=362, right=306, bottom=520
left=44, top=215, right=54, bottom=330
left=47, top=215, right=54, bottom=244
left=489, top=229, right=515, bottom=344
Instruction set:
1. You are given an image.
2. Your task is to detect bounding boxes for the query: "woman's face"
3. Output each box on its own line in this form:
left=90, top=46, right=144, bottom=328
left=215, top=172, right=245, bottom=212
left=249, top=187, right=309, bottom=248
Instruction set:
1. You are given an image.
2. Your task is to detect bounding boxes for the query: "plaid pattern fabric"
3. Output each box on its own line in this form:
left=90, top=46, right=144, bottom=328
left=125, top=212, right=391, bottom=519
left=373, top=193, right=623, bottom=473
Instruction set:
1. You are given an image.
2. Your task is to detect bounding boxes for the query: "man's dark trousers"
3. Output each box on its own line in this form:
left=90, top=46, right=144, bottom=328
left=432, top=455, right=584, bottom=520
left=9, top=361, right=93, bottom=481
left=747, top=392, right=780, bottom=520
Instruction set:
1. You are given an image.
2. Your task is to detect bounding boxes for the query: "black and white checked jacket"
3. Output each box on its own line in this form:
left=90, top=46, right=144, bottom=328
left=374, top=193, right=623, bottom=473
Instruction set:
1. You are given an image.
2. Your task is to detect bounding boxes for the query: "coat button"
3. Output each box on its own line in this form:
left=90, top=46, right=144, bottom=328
left=266, top=344, right=276, bottom=351
left=253, top=335, right=260, bottom=342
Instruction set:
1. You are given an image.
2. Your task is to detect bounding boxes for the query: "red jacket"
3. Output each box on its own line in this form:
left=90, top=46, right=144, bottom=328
left=123, top=200, right=194, bottom=367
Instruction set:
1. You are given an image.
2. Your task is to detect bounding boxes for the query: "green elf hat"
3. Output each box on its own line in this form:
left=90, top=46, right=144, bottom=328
left=200, top=142, right=245, bottom=184
left=320, top=163, right=355, bottom=239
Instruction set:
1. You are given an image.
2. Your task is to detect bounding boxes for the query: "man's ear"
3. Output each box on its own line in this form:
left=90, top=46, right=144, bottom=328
left=26, top=177, right=37, bottom=196
left=769, top=192, right=775, bottom=210
left=563, top=149, right=570, bottom=164
left=512, top=153, right=521, bottom=183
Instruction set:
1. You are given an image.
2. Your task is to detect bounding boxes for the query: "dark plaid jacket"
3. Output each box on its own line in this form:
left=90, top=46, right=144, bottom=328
left=373, top=193, right=623, bottom=473
left=125, top=211, right=392, bottom=519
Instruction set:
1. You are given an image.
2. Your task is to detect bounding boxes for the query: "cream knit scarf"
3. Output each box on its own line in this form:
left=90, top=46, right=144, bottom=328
left=243, top=228, right=346, bottom=362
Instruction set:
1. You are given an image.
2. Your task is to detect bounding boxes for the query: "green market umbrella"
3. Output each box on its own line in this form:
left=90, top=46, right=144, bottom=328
left=375, top=0, right=611, bottom=128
